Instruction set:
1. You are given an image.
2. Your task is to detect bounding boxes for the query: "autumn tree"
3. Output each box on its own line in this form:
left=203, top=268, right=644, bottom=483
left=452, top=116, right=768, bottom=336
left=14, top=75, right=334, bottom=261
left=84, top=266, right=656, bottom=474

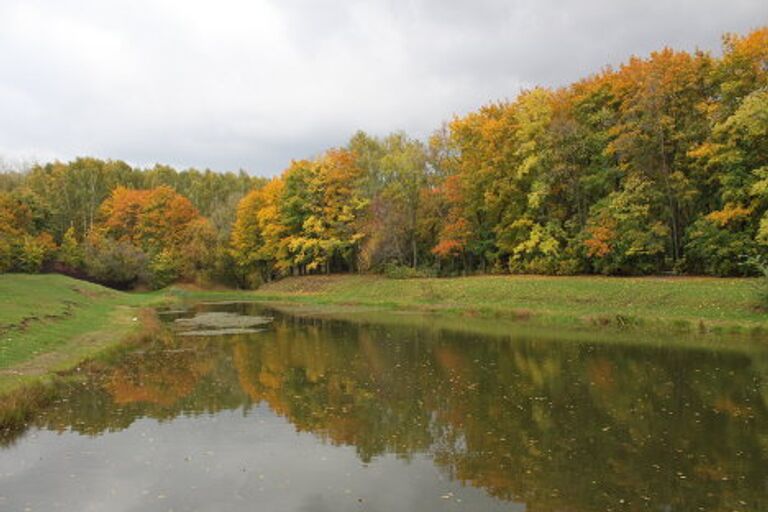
left=584, top=176, right=669, bottom=274
left=277, top=151, right=368, bottom=274
left=0, top=191, right=57, bottom=272
left=95, top=186, right=215, bottom=287
left=230, top=179, right=284, bottom=286
left=607, top=49, right=714, bottom=263
left=349, top=131, right=428, bottom=270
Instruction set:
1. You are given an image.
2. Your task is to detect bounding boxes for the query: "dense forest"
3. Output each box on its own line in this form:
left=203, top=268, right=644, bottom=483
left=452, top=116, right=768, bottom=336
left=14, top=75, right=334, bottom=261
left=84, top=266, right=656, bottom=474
left=0, top=27, right=766, bottom=289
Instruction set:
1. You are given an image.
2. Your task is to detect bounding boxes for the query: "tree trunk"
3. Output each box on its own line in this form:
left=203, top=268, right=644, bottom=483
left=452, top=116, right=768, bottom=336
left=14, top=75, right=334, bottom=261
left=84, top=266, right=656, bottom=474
left=659, top=126, right=680, bottom=262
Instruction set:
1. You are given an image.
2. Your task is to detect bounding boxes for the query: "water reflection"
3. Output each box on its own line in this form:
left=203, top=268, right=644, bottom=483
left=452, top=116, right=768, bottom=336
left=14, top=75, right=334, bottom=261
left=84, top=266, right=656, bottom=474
left=1, top=304, right=767, bottom=511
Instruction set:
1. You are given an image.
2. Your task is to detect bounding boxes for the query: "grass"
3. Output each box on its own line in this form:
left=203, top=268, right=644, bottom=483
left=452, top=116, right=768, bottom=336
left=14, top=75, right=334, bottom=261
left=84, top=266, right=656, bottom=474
left=175, top=274, right=768, bottom=336
left=1, top=272, right=767, bottom=395
left=0, top=274, right=162, bottom=393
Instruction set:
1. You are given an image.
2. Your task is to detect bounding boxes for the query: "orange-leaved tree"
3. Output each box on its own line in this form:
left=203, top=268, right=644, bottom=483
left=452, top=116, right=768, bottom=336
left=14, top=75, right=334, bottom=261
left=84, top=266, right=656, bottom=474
left=96, top=186, right=215, bottom=286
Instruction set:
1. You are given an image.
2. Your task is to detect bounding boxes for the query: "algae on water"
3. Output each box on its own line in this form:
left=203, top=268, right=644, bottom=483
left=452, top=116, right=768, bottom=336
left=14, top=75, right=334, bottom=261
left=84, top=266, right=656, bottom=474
left=177, top=328, right=266, bottom=337
left=173, top=312, right=272, bottom=335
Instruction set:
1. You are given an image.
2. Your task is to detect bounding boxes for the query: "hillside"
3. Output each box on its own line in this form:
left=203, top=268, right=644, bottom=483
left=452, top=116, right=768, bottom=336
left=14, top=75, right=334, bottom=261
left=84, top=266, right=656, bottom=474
left=0, top=274, right=158, bottom=391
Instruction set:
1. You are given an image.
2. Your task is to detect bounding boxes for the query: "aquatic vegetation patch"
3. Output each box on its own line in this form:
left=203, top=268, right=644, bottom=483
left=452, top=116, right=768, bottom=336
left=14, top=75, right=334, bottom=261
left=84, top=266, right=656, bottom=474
left=173, top=312, right=272, bottom=335
left=177, top=328, right=266, bottom=337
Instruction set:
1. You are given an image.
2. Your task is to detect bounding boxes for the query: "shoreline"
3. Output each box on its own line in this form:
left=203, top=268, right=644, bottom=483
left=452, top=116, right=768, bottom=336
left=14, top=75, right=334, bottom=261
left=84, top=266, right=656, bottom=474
left=172, top=274, right=768, bottom=338
left=1, top=272, right=767, bottom=397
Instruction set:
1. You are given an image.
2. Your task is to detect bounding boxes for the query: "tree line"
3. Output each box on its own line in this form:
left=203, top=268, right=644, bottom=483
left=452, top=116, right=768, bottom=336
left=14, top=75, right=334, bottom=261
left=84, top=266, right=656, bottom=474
left=0, top=159, right=263, bottom=287
left=1, top=27, right=766, bottom=288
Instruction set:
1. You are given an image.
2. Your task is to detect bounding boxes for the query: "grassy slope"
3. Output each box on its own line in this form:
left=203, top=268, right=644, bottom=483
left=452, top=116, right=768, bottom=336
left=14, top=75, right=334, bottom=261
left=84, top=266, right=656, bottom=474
left=177, top=274, right=768, bottom=334
left=0, top=274, right=159, bottom=392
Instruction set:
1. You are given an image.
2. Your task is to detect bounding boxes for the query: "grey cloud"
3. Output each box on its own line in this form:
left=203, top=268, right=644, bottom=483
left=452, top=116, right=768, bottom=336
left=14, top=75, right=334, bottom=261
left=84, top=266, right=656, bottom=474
left=0, top=0, right=765, bottom=175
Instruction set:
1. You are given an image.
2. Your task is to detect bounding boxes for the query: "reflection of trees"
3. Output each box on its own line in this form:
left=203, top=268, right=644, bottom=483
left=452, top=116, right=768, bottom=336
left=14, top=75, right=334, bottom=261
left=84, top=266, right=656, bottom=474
left=1, top=337, right=248, bottom=438
left=1, top=312, right=767, bottom=511
left=106, top=351, right=213, bottom=406
left=428, top=342, right=768, bottom=511
left=230, top=317, right=768, bottom=511
left=233, top=320, right=435, bottom=461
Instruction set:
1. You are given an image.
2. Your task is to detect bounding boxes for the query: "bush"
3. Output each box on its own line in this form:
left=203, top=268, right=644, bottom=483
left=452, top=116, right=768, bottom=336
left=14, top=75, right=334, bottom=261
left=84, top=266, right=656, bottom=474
left=57, top=226, right=83, bottom=269
left=16, top=233, right=57, bottom=273
left=149, top=250, right=181, bottom=289
left=200, top=245, right=242, bottom=288
left=83, top=236, right=149, bottom=289
left=683, top=219, right=758, bottom=276
left=244, top=270, right=266, bottom=289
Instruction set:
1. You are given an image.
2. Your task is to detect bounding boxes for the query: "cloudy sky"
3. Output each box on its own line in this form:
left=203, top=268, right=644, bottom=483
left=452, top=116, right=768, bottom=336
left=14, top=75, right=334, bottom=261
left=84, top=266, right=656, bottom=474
left=0, top=0, right=765, bottom=176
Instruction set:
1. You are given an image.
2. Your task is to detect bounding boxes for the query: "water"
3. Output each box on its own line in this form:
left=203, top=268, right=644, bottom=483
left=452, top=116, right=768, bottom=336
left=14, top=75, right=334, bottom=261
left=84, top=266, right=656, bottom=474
left=1, top=303, right=766, bottom=511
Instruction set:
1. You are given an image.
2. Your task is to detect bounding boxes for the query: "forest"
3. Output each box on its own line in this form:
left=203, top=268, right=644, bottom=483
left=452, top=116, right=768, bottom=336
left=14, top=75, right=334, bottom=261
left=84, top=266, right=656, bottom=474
left=0, top=27, right=766, bottom=289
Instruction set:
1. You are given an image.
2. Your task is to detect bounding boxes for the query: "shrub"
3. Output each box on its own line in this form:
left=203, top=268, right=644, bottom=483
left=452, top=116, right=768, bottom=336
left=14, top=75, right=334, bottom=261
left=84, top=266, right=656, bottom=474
left=57, top=226, right=83, bottom=269
left=16, top=233, right=57, bottom=273
left=83, top=235, right=149, bottom=289
left=149, top=249, right=181, bottom=289
left=683, top=218, right=759, bottom=276
left=198, top=244, right=242, bottom=288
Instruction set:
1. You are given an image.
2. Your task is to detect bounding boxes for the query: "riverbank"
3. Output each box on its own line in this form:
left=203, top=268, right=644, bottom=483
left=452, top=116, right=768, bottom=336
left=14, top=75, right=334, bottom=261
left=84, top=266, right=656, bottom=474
left=0, top=274, right=162, bottom=393
left=175, top=274, right=768, bottom=336
left=1, top=273, right=767, bottom=394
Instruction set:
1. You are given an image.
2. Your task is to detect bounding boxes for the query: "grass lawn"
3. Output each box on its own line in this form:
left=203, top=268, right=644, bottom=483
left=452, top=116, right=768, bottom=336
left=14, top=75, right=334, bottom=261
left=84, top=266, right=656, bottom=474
left=0, top=274, right=160, bottom=392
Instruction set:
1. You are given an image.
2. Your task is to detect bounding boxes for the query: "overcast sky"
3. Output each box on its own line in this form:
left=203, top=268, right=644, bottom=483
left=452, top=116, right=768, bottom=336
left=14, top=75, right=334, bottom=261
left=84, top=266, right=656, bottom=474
left=0, top=0, right=765, bottom=176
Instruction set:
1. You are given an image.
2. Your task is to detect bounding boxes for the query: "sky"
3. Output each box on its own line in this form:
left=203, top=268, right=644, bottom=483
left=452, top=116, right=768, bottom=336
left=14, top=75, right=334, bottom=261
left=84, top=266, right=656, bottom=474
left=0, top=0, right=765, bottom=176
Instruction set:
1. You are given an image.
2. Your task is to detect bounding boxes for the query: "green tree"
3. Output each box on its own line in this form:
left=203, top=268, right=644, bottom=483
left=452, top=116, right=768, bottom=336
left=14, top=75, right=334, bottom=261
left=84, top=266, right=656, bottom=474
left=57, top=226, right=83, bottom=269
left=349, top=131, right=428, bottom=269
left=584, top=176, right=669, bottom=274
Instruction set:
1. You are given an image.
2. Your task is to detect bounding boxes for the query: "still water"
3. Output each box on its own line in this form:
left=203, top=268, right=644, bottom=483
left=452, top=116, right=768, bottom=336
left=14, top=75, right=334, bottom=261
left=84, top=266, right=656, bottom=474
left=1, top=303, right=767, bottom=511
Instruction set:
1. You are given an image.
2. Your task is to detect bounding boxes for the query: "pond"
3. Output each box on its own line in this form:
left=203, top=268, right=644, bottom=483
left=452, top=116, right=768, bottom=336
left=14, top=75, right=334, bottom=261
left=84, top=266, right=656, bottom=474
left=0, top=302, right=767, bottom=511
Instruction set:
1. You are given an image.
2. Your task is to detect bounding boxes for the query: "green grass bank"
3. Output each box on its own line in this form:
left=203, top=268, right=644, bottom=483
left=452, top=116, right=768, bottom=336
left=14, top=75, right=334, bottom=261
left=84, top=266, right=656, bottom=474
left=176, top=274, right=768, bottom=336
left=0, top=274, right=161, bottom=393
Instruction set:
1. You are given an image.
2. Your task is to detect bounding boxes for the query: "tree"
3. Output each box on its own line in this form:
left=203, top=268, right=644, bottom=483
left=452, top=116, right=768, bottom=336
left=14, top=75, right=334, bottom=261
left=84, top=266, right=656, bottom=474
left=584, top=176, right=669, bottom=275
left=58, top=226, right=84, bottom=269
left=685, top=89, right=768, bottom=274
left=0, top=193, right=30, bottom=272
left=230, top=179, right=285, bottom=286
left=96, top=186, right=214, bottom=286
left=349, top=131, right=428, bottom=270
left=0, top=191, right=57, bottom=272
left=3, top=26, right=768, bottom=281
left=712, top=28, right=768, bottom=117
left=283, top=150, right=368, bottom=274
left=608, top=49, right=713, bottom=264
